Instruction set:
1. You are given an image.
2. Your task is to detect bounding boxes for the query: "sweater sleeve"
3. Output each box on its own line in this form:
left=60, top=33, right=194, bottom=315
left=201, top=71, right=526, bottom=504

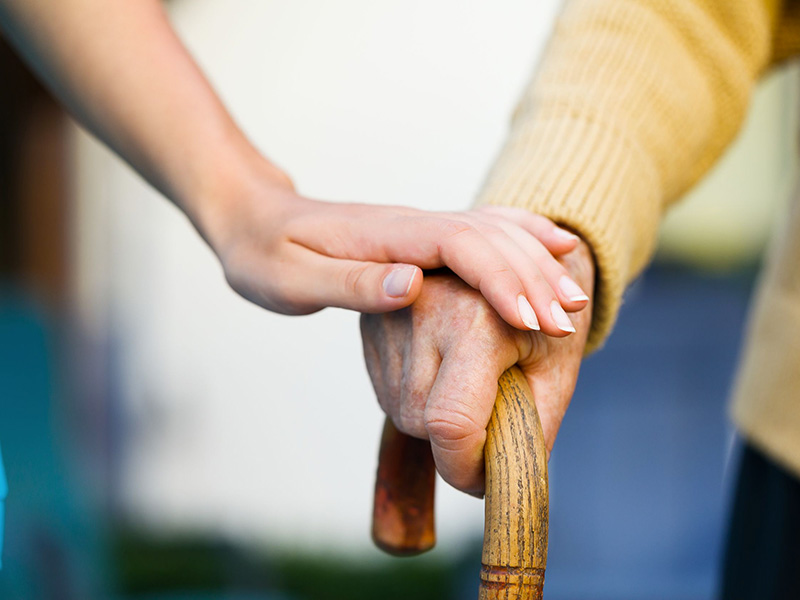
left=475, top=0, right=781, bottom=351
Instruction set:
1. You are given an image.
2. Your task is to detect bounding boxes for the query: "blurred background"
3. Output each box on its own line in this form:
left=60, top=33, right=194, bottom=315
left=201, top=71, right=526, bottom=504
left=1, top=1, right=798, bottom=599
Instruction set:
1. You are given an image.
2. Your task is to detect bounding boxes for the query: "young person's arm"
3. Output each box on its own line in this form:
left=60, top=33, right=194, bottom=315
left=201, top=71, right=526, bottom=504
left=0, top=0, right=588, bottom=329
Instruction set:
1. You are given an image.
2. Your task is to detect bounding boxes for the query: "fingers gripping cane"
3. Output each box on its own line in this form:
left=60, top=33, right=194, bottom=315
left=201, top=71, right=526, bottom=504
left=372, top=366, right=549, bottom=599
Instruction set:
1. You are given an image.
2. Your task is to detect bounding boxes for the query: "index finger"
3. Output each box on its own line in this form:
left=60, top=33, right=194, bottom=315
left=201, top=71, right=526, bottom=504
left=423, top=339, right=519, bottom=495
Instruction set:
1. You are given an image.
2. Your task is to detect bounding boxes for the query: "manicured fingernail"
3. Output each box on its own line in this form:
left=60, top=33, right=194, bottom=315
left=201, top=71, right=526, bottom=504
left=517, top=295, right=540, bottom=330
left=555, top=227, right=579, bottom=242
left=383, top=266, right=416, bottom=298
left=558, top=275, right=589, bottom=302
left=550, top=300, right=576, bottom=333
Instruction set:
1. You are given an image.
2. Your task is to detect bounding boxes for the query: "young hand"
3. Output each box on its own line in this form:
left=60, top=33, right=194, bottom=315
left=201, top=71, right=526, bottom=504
left=0, top=0, right=588, bottom=332
left=199, top=166, right=590, bottom=332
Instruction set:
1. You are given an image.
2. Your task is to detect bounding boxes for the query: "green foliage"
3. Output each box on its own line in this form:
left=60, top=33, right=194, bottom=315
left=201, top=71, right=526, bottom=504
left=270, top=552, right=454, bottom=600
left=111, top=528, right=472, bottom=600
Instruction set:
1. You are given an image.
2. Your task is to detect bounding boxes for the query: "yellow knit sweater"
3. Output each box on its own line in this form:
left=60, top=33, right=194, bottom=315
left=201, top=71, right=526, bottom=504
left=476, top=0, right=800, bottom=475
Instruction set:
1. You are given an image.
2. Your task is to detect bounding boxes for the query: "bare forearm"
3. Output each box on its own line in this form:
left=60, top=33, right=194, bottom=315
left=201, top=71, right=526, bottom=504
left=0, top=0, right=279, bottom=232
left=0, top=0, right=599, bottom=325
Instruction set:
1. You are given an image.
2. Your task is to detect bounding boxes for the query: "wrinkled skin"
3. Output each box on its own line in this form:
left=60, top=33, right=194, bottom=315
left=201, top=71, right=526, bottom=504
left=361, top=240, right=595, bottom=495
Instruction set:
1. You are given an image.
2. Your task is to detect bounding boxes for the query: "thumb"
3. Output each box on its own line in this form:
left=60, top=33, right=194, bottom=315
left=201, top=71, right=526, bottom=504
left=302, top=256, right=423, bottom=313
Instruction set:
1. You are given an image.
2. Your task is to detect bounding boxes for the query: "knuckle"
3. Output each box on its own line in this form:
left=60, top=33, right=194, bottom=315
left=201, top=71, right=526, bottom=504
left=514, top=329, right=536, bottom=363
left=480, top=266, right=518, bottom=295
left=342, top=263, right=371, bottom=297
left=527, top=269, right=548, bottom=287
left=440, top=219, right=475, bottom=240
left=468, top=301, right=500, bottom=331
left=448, top=296, right=503, bottom=340
left=485, top=264, right=514, bottom=279
left=424, top=406, right=482, bottom=449
left=394, top=411, right=426, bottom=439
left=479, top=222, right=504, bottom=237
left=395, top=372, right=430, bottom=439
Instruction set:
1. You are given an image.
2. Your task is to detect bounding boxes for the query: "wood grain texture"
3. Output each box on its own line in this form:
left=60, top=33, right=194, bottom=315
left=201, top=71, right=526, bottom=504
left=371, top=366, right=549, bottom=598
left=372, top=418, right=436, bottom=555
left=479, top=366, right=548, bottom=599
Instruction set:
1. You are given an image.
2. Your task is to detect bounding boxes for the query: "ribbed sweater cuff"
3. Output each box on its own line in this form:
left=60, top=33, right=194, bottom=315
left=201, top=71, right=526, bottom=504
left=475, top=113, right=662, bottom=352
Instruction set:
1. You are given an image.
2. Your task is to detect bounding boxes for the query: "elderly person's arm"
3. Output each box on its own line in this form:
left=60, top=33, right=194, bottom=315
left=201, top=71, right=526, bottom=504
left=479, top=0, right=784, bottom=351
left=364, top=0, right=784, bottom=494
left=0, top=0, right=586, bottom=328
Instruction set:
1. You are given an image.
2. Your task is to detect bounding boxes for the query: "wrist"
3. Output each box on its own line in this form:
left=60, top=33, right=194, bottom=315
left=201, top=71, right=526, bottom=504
left=181, top=132, right=294, bottom=254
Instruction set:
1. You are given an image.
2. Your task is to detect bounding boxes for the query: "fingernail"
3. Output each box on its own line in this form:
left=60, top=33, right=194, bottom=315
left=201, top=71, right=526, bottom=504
left=558, top=275, right=589, bottom=302
left=517, top=295, right=540, bottom=330
left=555, top=227, right=579, bottom=242
left=383, top=266, right=417, bottom=298
left=550, top=300, right=576, bottom=333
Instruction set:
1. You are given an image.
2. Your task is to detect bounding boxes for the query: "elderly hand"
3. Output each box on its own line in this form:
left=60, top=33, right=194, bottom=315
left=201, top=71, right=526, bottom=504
left=361, top=239, right=595, bottom=495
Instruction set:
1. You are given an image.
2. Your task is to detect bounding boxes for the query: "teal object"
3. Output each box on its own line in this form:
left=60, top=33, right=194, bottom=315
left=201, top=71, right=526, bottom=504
left=0, top=445, right=6, bottom=570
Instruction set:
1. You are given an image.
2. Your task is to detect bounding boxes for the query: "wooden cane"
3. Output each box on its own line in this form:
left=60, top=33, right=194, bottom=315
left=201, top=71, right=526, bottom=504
left=372, top=366, right=549, bottom=599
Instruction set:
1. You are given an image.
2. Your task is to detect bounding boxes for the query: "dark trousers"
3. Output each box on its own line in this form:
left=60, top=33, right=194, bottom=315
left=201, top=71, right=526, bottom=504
left=720, top=443, right=800, bottom=599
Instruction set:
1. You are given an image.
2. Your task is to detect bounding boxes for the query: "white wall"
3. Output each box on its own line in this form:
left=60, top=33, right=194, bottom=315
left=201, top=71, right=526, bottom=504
left=69, top=0, right=798, bottom=555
